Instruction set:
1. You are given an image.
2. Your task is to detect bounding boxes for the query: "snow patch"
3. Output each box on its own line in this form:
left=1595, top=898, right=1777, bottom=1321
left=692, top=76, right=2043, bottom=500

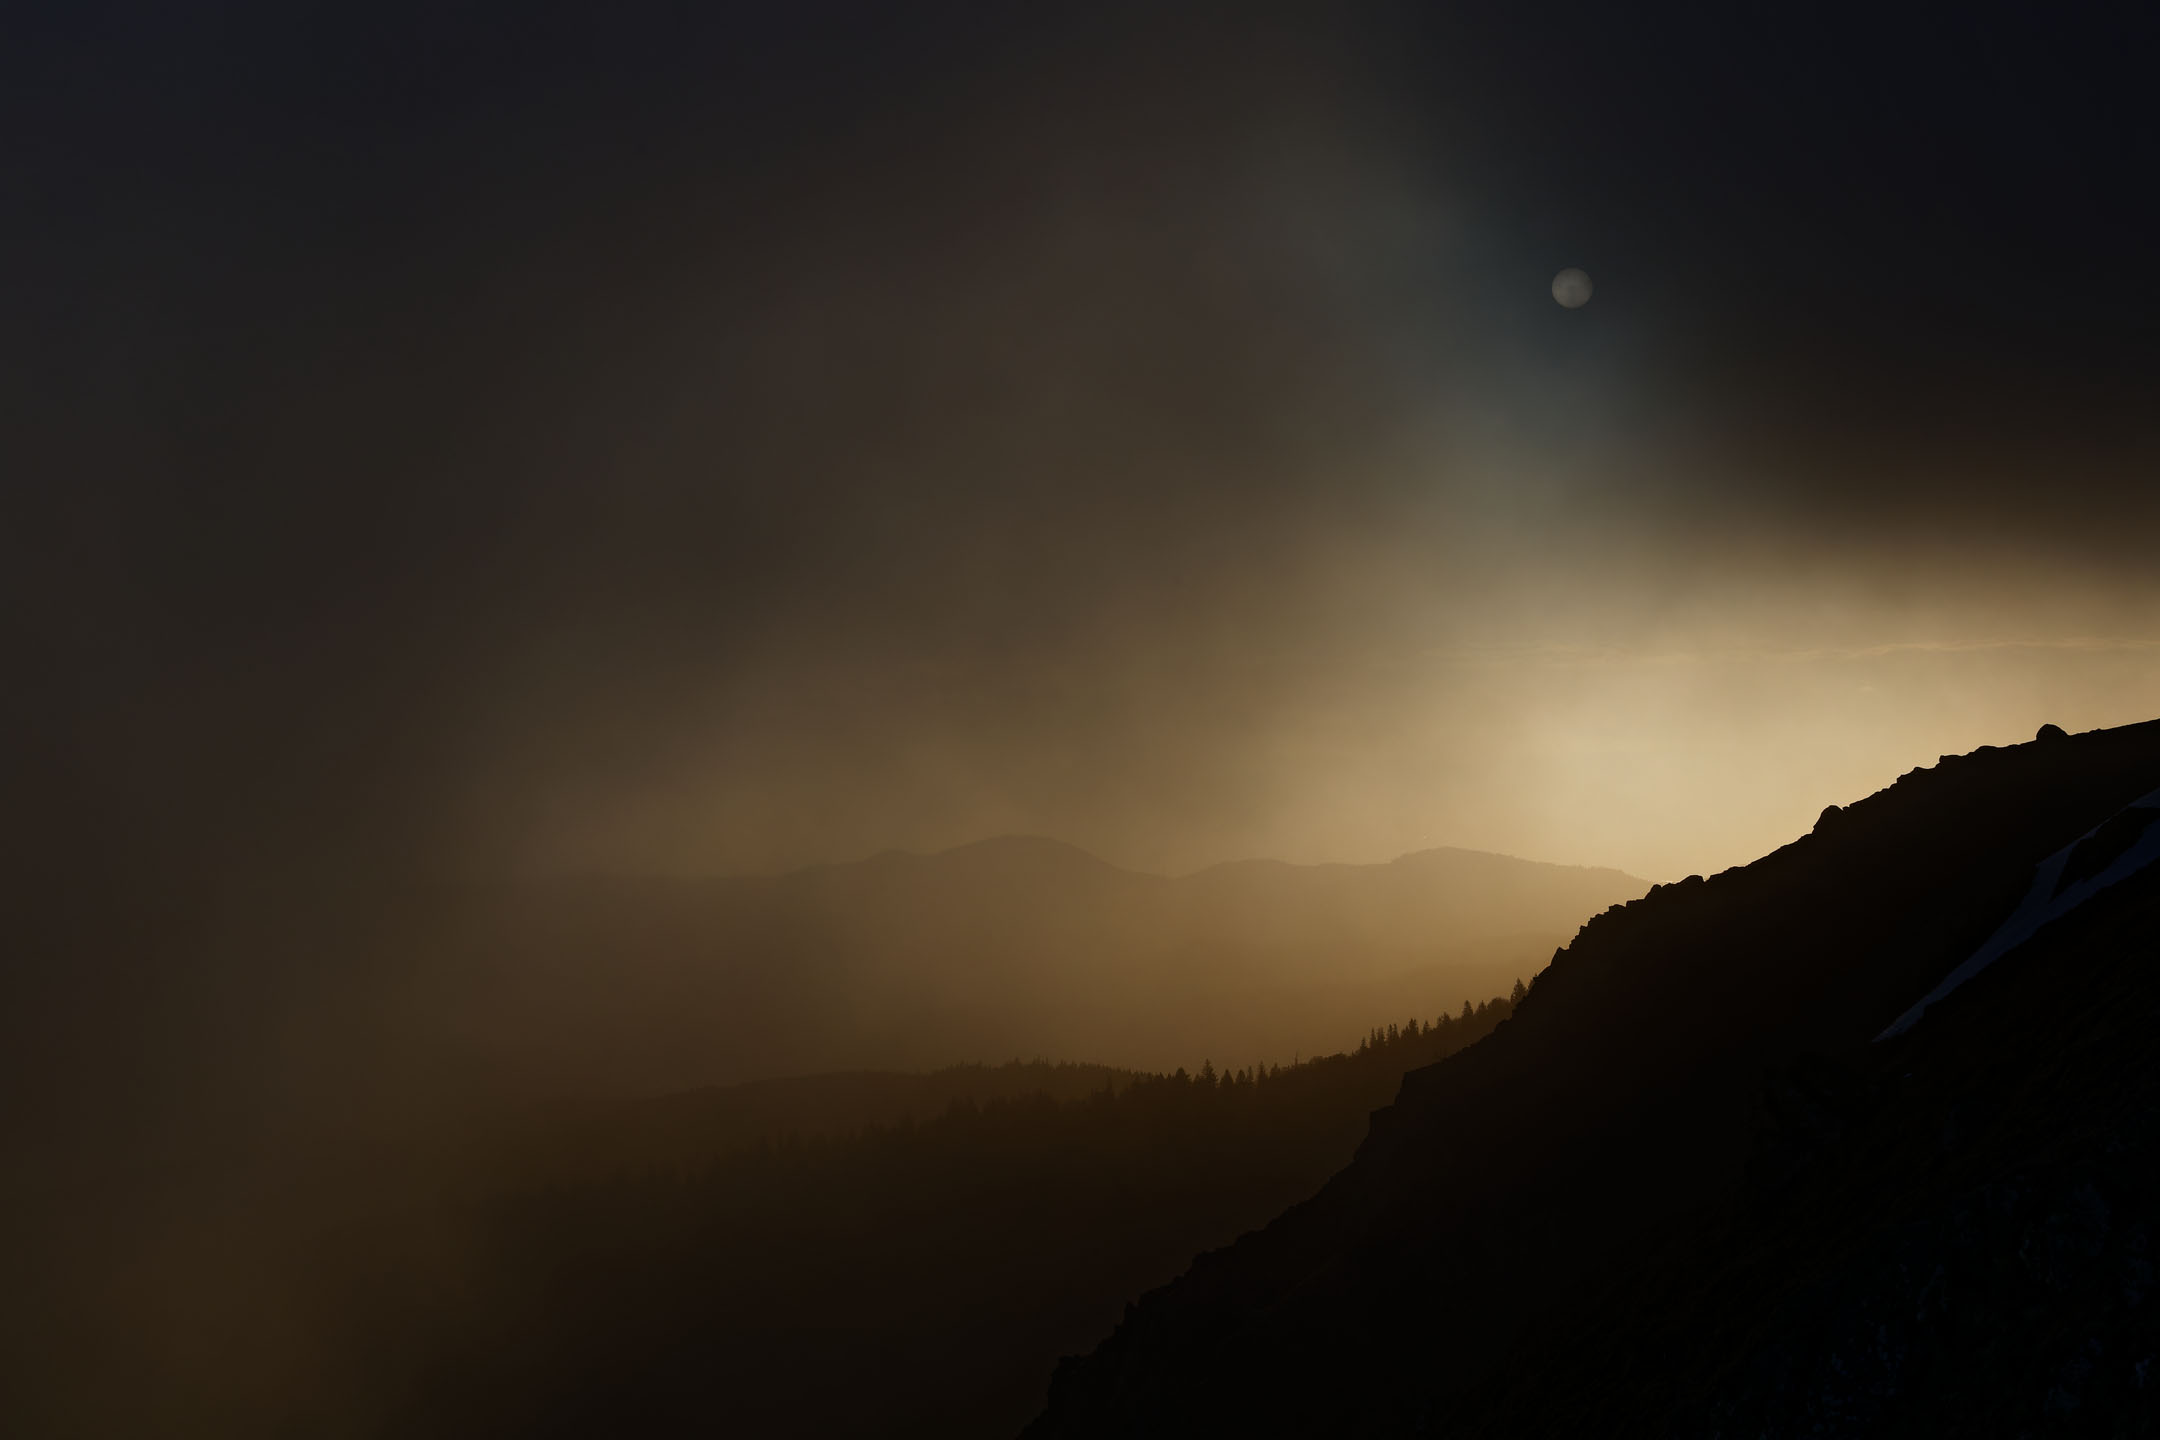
left=1878, top=786, right=2160, bottom=1041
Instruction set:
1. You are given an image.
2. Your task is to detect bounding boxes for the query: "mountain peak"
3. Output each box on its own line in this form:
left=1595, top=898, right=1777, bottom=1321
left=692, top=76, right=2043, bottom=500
left=1028, top=717, right=2160, bottom=1436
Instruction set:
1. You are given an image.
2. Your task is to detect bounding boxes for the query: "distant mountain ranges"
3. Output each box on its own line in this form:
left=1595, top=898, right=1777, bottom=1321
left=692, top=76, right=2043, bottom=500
left=6, top=831, right=1649, bottom=1436
left=35, top=726, right=2160, bottom=1438
left=395, top=839, right=1646, bottom=1095
left=1027, top=718, right=2160, bottom=1437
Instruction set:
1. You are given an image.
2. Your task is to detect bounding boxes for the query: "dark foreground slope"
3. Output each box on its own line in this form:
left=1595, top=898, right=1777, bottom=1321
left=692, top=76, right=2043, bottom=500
left=305, top=1003, right=1519, bottom=1439
left=1028, top=719, right=2160, bottom=1437
left=1479, top=818, right=2160, bottom=1435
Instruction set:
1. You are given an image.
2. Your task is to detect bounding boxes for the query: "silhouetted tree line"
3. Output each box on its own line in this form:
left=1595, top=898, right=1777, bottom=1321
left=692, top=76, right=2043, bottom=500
left=320, top=992, right=1521, bottom=1439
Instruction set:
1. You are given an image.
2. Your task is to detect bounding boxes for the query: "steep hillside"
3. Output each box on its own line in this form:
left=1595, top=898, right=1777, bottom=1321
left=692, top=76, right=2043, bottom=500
left=1478, top=831, right=2160, bottom=1434
left=306, top=1004, right=1522, bottom=1439
left=1028, top=719, right=2160, bottom=1436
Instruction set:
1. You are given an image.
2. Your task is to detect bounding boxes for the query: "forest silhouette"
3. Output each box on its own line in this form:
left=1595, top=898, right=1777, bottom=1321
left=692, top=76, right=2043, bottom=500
left=271, top=1001, right=1520, bottom=1437
left=8, top=837, right=1622, bottom=1436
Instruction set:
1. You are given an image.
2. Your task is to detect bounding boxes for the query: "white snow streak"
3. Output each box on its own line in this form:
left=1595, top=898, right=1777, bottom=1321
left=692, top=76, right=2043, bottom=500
left=1877, top=785, right=2160, bottom=1041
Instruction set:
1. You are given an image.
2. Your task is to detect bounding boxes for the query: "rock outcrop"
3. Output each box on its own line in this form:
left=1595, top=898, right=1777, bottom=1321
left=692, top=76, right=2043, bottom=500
left=1027, top=719, right=2160, bottom=1437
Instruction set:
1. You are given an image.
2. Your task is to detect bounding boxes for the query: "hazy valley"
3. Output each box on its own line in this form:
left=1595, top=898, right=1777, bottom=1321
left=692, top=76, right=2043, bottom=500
left=389, top=838, right=1644, bottom=1096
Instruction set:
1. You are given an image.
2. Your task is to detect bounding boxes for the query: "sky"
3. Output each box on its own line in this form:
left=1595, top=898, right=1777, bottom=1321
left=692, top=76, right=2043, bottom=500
left=8, top=0, right=2158, bottom=901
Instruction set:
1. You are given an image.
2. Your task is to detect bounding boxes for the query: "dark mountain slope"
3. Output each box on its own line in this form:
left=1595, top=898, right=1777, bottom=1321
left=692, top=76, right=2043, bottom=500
left=1027, top=719, right=2160, bottom=1437
left=1474, top=839, right=2160, bottom=1435
left=324, top=1004, right=1522, bottom=1440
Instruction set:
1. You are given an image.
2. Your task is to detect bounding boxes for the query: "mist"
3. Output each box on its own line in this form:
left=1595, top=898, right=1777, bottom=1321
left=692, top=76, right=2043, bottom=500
left=3, top=3, right=2155, bottom=1433
left=12, top=3, right=2155, bottom=901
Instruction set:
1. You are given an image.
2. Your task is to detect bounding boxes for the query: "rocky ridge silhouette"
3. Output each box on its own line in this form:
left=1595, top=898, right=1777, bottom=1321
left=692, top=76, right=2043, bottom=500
left=1027, top=718, right=2160, bottom=1437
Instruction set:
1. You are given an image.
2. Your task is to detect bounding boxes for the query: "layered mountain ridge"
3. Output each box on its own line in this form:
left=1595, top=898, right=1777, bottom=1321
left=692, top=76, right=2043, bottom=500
left=400, top=839, right=1644, bottom=1095
left=1028, top=718, right=2160, bottom=1436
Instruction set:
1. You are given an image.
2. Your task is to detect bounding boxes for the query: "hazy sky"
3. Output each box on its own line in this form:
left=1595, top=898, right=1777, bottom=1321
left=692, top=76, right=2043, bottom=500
left=9, top=1, right=2157, bottom=890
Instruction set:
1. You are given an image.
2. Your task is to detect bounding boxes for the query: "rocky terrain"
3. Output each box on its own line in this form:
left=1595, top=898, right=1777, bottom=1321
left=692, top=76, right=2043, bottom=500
left=1028, top=719, right=2160, bottom=1437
